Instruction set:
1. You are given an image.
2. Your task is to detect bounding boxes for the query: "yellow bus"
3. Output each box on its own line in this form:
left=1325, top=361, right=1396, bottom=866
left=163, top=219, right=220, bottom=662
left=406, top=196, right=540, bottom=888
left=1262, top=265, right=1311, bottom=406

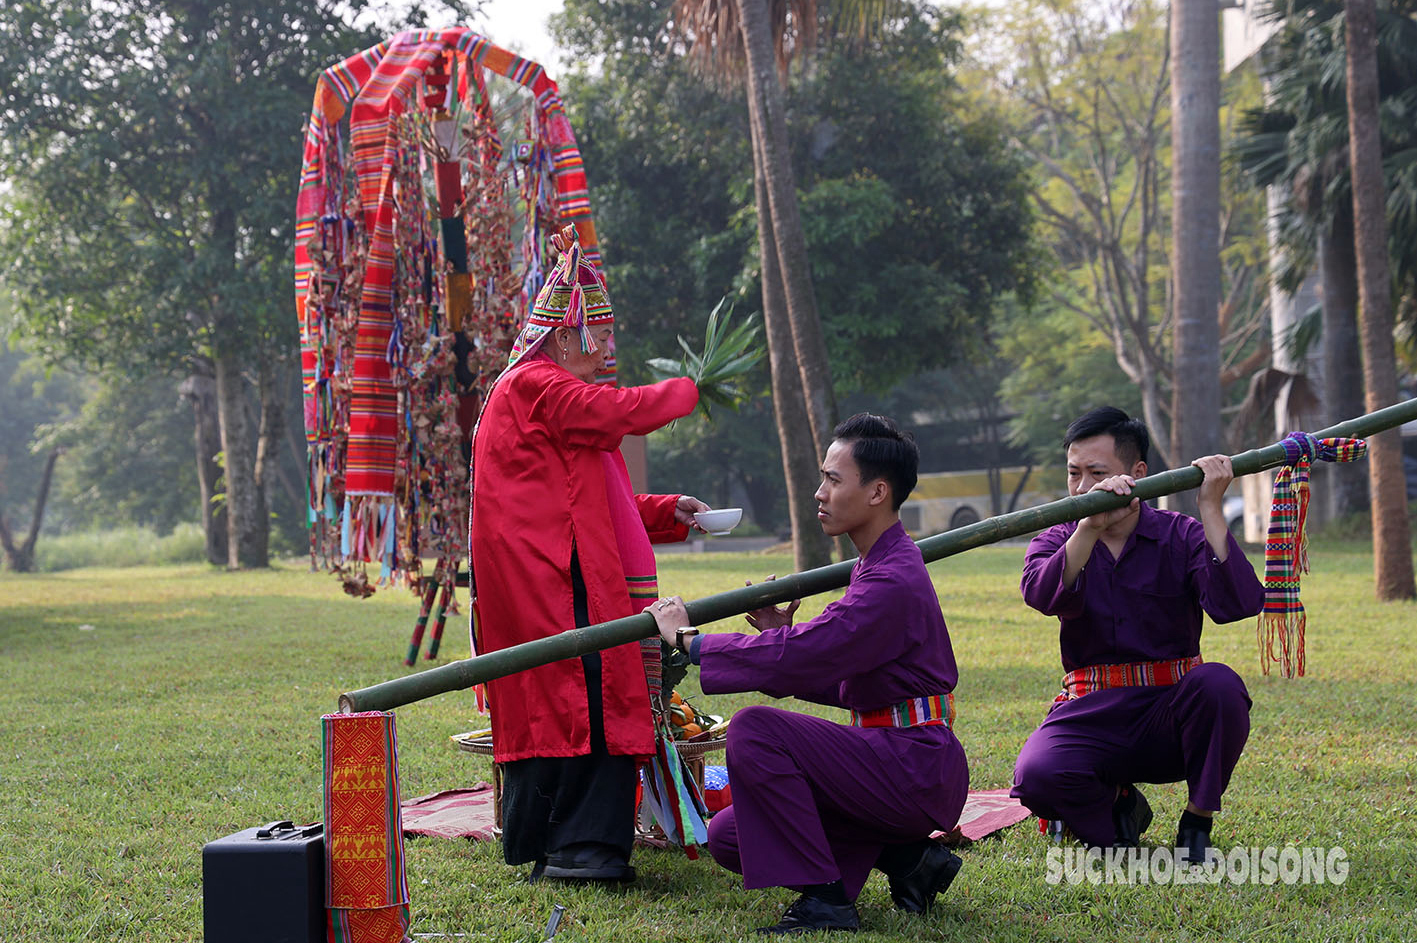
left=899, top=466, right=1067, bottom=536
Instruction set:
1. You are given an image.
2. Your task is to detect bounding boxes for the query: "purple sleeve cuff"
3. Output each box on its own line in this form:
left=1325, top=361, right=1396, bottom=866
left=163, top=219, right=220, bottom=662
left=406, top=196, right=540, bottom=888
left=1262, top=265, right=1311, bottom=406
left=1021, top=530, right=1086, bottom=618
left=1199, top=532, right=1265, bottom=621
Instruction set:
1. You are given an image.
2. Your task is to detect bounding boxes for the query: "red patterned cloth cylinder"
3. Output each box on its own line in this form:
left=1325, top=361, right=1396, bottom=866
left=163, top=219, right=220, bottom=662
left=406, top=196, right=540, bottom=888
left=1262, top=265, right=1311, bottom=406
left=321, top=711, right=410, bottom=942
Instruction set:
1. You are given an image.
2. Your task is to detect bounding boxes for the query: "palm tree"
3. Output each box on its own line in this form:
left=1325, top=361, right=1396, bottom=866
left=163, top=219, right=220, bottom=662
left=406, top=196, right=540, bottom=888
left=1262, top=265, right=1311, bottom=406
left=1344, top=0, right=1415, bottom=599
left=731, top=0, right=839, bottom=459
left=751, top=120, right=835, bottom=569
left=1232, top=0, right=1416, bottom=594
left=1169, top=0, right=1225, bottom=517
left=1232, top=0, right=1369, bottom=518
left=672, top=0, right=890, bottom=565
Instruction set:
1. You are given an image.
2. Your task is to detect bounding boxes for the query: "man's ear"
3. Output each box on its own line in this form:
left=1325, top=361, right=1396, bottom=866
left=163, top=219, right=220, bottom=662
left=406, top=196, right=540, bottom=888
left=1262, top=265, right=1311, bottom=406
left=1131, top=460, right=1148, bottom=478
left=869, top=477, right=890, bottom=508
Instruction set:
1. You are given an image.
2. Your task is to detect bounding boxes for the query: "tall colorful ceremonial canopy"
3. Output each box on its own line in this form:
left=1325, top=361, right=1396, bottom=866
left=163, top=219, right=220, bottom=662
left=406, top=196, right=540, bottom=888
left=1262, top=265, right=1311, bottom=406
left=294, top=28, right=605, bottom=596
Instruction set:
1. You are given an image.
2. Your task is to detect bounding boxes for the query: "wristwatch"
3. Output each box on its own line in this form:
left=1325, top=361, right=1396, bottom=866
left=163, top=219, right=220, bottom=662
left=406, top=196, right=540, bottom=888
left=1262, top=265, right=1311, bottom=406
left=674, top=627, right=700, bottom=655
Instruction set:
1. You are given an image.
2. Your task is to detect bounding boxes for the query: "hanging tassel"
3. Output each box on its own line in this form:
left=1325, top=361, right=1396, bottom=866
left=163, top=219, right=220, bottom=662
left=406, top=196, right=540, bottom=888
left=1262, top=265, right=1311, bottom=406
left=639, top=716, right=708, bottom=856
left=379, top=502, right=396, bottom=583
left=664, top=737, right=708, bottom=847
left=340, top=499, right=352, bottom=559
left=1258, top=432, right=1367, bottom=677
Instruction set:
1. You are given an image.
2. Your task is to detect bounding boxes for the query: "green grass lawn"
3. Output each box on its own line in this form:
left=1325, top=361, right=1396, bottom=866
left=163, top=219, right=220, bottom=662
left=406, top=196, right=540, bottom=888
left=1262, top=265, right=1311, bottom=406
left=2, top=542, right=1415, bottom=941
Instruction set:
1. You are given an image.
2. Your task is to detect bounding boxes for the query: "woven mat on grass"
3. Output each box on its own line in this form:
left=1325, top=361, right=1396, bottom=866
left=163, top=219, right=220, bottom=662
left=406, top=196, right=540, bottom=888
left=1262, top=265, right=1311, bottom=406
left=401, top=783, right=1029, bottom=844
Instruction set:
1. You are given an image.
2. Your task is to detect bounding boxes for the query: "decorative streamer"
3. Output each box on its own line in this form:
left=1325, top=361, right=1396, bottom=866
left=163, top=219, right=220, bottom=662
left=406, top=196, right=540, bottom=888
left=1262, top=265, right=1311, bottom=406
left=293, top=29, right=607, bottom=604
left=1259, top=432, right=1367, bottom=677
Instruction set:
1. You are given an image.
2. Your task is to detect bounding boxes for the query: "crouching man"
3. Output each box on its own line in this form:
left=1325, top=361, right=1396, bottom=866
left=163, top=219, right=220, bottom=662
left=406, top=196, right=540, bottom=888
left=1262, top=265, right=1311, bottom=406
left=647, top=413, right=969, bottom=934
left=1011, top=406, right=1263, bottom=862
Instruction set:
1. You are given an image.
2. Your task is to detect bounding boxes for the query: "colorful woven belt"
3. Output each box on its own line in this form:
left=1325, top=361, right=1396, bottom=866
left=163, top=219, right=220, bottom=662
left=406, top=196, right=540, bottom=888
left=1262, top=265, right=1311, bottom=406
left=849, top=692, right=955, bottom=729
left=1054, top=655, right=1203, bottom=703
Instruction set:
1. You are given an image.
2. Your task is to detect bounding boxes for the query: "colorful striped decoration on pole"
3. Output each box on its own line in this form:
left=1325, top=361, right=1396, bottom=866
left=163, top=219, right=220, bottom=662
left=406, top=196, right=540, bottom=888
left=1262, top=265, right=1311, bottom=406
left=405, top=578, right=440, bottom=666
left=293, top=28, right=608, bottom=602
left=1258, top=433, right=1368, bottom=677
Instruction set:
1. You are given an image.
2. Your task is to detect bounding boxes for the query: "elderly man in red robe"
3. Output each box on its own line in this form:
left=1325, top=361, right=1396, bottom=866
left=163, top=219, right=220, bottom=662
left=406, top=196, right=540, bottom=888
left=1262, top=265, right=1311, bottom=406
left=469, top=225, right=708, bottom=884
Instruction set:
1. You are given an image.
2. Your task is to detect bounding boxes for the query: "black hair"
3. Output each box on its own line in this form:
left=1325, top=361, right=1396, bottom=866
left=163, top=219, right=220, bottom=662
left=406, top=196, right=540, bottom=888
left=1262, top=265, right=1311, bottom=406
left=1063, top=406, right=1150, bottom=467
left=832, top=413, right=919, bottom=511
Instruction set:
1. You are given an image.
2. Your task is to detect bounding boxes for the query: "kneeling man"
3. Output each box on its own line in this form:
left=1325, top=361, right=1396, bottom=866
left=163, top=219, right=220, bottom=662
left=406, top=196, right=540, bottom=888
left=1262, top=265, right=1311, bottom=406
left=648, top=413, right=968, bottom=935
left=1011, top=407, right=1263, bottom=862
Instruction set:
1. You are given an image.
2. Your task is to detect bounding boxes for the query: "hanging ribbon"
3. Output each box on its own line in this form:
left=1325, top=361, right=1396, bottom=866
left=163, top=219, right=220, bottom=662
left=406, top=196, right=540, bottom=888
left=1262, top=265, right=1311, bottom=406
left=1259, top=432, right=1367, bottom=677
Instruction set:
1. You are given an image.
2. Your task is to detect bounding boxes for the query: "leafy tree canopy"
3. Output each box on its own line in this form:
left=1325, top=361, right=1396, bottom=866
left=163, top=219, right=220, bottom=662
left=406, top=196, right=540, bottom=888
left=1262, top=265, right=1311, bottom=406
left=553, top=0, right=1036, bottom=524
left=558, top=0, right=1035, bottom=395
left=1232, top=0, right=1417, bottom=316
left=0, top=0, right=396, bottom=376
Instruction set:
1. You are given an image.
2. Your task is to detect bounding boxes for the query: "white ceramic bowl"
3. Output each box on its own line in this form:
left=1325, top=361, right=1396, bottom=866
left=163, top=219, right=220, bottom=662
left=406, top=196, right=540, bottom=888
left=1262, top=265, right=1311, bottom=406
left=693, top=508, right=743, bottom=535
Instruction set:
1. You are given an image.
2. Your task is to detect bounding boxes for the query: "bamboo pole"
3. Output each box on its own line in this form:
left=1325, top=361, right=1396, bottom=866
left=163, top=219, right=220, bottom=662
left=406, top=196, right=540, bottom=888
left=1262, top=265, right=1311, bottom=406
left=339, top=399, right=1417, bottom=713
left=404, top=576, right=440, bottom=667
left=425, top=578, right=455, bottom=660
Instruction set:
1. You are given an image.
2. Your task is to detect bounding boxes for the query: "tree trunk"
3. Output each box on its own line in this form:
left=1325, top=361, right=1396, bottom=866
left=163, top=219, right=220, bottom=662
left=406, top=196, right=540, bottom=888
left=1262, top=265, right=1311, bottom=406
left=1318, top=207, right=1369, bottom=519
left=254, top=356, right=288, bottom=531
left=214, top=346, right=269, bottom=569
left=1343, top=0, right=1416, bottom=599
left=1168, top=0, right=1223, bottom=519
left=180, top=367, right=228, bottom=565
left=1139, top=373, right=1172, bottom=471
left=980, top=397, right=1005, bottom=516
left=737, top=0, right=838, bottom=460
left=1008, top=464, right=1035, bottom=514
left=752, top=120, right=832, bottom=572
left=0, top=448, right=60, bottom=572
left=739, top=469, right=782, bottom=536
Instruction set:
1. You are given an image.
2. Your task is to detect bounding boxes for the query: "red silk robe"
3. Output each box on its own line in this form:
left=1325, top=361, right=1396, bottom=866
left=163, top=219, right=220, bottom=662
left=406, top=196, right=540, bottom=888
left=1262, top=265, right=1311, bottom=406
left=471, top=359, right=698, bottom=762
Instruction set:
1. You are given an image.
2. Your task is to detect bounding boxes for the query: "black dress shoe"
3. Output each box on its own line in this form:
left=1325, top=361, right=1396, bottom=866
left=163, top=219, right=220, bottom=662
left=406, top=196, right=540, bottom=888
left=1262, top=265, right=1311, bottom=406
left=756, top=894, right=860, bottom=935
left=1111, top=785, right=1153, bottom=847
left=541, top=843, right=636, bottom=883
left=885, top=842, right=963, bottom=914
left=1176, top=825, right=1213, bottom=866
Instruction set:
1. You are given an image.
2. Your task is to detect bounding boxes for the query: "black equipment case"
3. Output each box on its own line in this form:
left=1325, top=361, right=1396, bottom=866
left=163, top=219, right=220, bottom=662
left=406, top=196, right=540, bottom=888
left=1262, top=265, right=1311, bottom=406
left=202, top=820, right=325, bottom=943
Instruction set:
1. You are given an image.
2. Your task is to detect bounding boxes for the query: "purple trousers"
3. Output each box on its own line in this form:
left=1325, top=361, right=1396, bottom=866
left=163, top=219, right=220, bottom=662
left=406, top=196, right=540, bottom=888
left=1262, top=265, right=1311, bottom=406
left=1011, top=662, right=1251, bottom=846
left=706, top=705, right=968, bottom=900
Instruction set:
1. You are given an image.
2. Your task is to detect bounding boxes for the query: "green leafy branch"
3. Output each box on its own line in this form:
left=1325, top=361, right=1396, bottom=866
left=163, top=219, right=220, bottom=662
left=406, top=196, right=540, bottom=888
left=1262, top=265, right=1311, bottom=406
left=646, top=297, right=763, bottom=422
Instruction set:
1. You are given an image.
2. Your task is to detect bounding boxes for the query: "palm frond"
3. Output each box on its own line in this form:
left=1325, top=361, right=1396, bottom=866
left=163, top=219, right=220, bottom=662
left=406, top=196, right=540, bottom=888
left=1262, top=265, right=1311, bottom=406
left=670, top=0, right=835, bottom=85
left=643, top=296, right=764, bottom=423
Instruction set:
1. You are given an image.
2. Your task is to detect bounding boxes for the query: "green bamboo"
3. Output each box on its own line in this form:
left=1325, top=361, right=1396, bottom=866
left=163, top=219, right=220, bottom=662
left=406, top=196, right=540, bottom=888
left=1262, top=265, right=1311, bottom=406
left=338, top=399, right=1417, bottom=713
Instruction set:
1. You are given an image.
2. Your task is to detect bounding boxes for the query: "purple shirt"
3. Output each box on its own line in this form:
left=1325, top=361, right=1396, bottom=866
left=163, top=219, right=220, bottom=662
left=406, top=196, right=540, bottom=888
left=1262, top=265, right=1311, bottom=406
left=698, top=521, right=958, bottom=710
left=1021, top=503, right=1264, bottom=672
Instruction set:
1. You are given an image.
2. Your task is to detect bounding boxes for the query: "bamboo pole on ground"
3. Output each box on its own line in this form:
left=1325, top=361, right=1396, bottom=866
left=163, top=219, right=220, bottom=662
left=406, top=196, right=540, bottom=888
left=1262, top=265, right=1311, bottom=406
left=339, top=399, right=1417, bottom=713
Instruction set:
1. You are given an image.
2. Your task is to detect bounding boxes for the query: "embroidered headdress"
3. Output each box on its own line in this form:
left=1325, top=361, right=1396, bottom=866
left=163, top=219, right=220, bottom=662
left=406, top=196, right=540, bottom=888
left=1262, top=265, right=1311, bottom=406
left=506, top=223, right=613, bottom=370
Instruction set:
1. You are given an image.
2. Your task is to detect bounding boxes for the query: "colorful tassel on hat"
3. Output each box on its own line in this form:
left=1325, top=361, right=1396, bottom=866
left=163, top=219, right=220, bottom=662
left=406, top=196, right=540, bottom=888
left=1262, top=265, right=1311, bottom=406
left=505, top=223, right=611, bottom=369
left=1259, top=432, right=1367, bottom=677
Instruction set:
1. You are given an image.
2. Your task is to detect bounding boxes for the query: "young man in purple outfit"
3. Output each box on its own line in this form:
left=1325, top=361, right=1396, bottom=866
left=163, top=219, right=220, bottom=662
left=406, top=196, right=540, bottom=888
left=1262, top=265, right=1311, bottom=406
left=1011, top=406, right=1264, bottom=862
left=648, top=413, right=969, bottom=935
